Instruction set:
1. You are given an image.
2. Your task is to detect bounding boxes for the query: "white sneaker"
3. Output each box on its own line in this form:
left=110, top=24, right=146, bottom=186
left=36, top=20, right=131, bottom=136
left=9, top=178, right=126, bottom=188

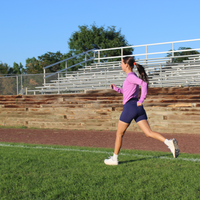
left=168, top=138, right=180, bottom=158
left=104, top=156, right=118, bottom=165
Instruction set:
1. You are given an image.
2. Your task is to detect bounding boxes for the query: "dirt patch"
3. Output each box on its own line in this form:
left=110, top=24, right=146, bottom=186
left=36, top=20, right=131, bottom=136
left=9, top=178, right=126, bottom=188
left=0, top=128, right=200, bottom=154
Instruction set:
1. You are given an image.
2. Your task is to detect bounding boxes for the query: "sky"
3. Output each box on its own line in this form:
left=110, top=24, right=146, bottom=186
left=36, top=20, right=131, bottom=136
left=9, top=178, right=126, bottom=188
left=0, top=0, right=200, bottom=68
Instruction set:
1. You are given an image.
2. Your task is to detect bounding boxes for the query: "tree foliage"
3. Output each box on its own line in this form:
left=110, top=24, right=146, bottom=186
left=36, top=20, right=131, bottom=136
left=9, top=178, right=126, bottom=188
left=0, top=62, right=25, bottom=75
left=167, top=47, right=200, bottom=63
left=0, top=62, right=10, bottom=74
left=68, top=24, right=133, bottom=62
left=10, top=62, right=25, bottom=74
left=26, top=51, right=63, bottom=74
left=25, top=57, right=41, bottom=74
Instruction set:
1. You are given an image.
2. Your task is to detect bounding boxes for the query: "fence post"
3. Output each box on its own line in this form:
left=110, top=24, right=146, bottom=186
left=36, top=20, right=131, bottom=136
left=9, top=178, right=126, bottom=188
left=98, top=51, right=100, bottom=63
left=105, top=70, right=107, bottom=88
left=93, top=51, right=95, bottom=59
left=43, top=68, right=46, bottom=85
left=121, top=48, right=123, bottom=60
left=160, top=64, right=162, bottom=87
left=146, top=45, right=148, bottom=64
left=65, top=61, right=67, bottom=75
left=58, top=73, right=60, bottom=94
left=171, top=42, right=174, bottom=63
left=85, top=53, right=87, bottom=67
left=21, top=74, right=23, bottom=94
left=16, top=75, right=18, bottom=95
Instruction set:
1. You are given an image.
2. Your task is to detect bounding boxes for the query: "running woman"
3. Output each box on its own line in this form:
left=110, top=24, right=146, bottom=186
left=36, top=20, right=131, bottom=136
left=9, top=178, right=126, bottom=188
left=104, top=57, right=180, bottom=165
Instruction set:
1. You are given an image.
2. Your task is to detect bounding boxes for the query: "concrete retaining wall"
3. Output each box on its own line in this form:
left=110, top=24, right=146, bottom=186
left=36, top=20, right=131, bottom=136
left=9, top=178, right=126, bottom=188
left=0, top=87, right=200, bottom=134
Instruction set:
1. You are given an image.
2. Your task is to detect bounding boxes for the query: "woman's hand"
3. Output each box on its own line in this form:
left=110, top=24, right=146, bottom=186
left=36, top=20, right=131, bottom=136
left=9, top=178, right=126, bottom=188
left=110, top=84, right=115, bottom=89
left=137, top=102, right=142, bottom=106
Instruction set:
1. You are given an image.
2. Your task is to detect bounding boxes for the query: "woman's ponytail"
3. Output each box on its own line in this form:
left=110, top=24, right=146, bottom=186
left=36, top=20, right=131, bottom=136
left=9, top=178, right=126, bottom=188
left=123, top=57, right=149, bottom=85
left=135, top=63, right=149, bottom=85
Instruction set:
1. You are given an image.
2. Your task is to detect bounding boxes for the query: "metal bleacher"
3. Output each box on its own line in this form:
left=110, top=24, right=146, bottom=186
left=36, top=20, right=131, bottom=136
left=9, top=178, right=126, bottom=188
left=33, top=62, right=125, bottom=93
left=27, top=39, right=200, bottom=94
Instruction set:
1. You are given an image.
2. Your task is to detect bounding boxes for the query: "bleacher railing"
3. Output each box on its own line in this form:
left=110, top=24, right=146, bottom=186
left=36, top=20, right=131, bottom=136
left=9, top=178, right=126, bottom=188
left=93, top=38, right=200, bottom=62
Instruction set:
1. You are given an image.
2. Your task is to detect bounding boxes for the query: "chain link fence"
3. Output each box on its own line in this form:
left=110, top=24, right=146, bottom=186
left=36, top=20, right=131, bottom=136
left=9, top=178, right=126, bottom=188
left=0, top=73, right=65, bottom=95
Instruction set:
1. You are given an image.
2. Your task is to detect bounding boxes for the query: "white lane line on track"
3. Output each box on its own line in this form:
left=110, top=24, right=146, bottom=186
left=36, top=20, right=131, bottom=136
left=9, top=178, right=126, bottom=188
left=0, top=143, right=200, bottom=162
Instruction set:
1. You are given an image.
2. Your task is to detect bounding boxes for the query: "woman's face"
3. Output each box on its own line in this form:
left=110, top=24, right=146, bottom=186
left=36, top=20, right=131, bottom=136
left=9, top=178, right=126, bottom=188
left=120, top=60, right=127, bottom=72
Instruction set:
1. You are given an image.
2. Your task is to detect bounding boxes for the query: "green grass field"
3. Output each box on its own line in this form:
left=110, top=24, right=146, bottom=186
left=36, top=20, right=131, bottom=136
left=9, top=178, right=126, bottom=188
left=0, top=142, right=200, bottom=200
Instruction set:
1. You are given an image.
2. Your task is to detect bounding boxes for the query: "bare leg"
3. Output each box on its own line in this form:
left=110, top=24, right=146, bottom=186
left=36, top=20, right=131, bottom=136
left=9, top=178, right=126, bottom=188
left=137, top=120, right=166, bottom=142
left=114, top=120, right=129, bottom=155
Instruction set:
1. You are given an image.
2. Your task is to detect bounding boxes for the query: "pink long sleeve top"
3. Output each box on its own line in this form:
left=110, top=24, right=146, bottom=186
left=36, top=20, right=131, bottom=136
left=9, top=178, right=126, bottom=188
left=112, top=72, right=148, bottom=105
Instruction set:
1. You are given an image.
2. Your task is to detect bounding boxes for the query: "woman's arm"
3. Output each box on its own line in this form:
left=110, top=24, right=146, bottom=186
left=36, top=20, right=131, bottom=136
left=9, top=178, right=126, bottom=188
left=137, top=81, right=147, bottom=104
left=110, top=84, right=123, bottom=94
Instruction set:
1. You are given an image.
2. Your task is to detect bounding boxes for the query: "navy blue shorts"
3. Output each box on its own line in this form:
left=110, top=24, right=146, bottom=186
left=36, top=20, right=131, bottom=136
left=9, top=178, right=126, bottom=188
left=119, top=99, right=148, bottom=124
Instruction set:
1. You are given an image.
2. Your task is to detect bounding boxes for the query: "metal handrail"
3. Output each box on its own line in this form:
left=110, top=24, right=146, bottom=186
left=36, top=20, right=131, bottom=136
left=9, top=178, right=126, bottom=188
left=93, top=38, right=200, bottom=62
left=45, top=58, right=95, bottom=79
left=43, top=48, right=97, bottom=85
left=92, top=48, right=200, bottom=61
left=93, top=38, right=200, bottom=52
left=44, top=48, right=96, bottom=69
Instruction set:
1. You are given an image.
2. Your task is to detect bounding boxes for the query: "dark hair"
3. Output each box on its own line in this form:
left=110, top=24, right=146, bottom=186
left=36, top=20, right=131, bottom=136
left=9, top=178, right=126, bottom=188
left=123, top=57, right=149, bottom=85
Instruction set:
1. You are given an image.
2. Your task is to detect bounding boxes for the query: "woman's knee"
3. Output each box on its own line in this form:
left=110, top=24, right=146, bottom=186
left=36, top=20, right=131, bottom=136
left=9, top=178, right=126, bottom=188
left=116, top=120, right=129, bottom=137
left=116, top=130, right=125, bottom=137
left=144, top=130, right=153, bottom=138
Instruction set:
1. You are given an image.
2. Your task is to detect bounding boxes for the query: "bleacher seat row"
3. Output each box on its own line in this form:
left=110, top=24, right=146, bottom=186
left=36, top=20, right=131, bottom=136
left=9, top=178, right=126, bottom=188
left=28, top=56, right=200, bottom=94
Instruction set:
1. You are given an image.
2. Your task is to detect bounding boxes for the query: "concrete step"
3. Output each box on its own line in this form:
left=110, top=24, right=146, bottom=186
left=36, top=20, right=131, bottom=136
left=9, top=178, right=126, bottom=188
left=1, top=87, right=200, bottom=134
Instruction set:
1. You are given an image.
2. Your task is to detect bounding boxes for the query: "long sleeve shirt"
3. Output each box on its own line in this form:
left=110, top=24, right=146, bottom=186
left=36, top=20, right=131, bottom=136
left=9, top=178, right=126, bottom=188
left=112, top=72, right=147, bottom=105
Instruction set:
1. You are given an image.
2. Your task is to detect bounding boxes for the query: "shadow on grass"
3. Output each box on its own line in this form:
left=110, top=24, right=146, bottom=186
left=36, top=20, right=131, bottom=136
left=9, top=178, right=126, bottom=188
left=118, top=154, right=172, bottom=164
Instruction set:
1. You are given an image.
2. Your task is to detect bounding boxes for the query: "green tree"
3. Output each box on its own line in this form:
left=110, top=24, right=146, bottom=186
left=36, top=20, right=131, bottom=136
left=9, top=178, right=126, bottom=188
left=68, top=24, right=133, bottom=64
left=26, top=51, right=63, bottom=74
left=25, top=57, right=41, bottom=74
left=0, top=62, right=10, bottom=74
left=0, top=62, right=25, bottom=74
left=38, top=51, right=63, bottom=72
left=9, top=62, right=25, bottom=74
left=167, top=47, right=200, bottom=63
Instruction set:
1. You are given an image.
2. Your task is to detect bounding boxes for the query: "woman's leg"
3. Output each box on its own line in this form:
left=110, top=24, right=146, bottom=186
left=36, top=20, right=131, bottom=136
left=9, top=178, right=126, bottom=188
left=114, top=120, right=130, bottom=155
left=104, top=120, right=129, bottom=165
left=137, top=120, right=166, bottom=142
left=137, top=119, right=180, bottom=158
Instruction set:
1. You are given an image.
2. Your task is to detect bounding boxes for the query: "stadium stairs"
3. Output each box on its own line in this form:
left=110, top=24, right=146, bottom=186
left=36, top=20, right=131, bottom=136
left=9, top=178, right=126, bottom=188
left=1, top=87, right=200, bottom=134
